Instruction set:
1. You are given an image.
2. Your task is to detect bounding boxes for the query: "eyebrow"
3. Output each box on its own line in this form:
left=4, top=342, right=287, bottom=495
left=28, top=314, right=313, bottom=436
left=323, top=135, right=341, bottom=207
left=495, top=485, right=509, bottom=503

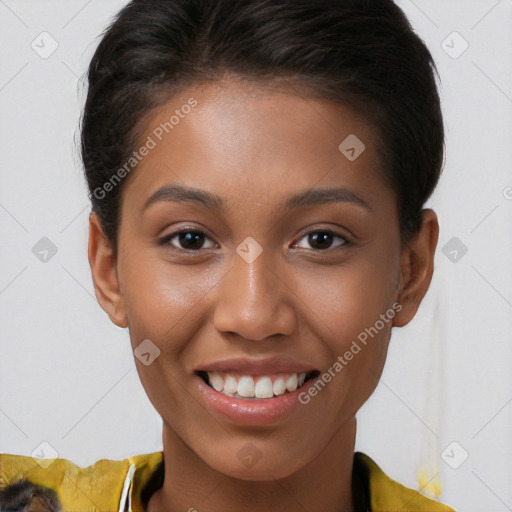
left=142, top=183, right=372, bottom=213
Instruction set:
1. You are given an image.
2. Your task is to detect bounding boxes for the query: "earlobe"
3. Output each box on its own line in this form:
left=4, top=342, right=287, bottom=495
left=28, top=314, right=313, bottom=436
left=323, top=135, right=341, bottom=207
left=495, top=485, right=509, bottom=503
left=88, top=212, right=128, bottom=328
left=392, top=209, right=439, bottom=328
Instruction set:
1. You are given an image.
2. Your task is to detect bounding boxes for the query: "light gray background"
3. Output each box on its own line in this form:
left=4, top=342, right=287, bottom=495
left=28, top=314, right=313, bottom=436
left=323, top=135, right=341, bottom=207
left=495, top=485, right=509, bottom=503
left=1, top=1, right=511, bottom=511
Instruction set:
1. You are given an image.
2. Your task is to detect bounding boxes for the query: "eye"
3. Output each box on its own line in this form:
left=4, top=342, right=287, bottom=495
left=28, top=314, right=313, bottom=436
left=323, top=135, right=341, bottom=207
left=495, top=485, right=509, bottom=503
left=159, top=229, right=217, bottom=252
left=159, top=227, right=351, bottom=254
left=293, top=229, right=351, bottom=251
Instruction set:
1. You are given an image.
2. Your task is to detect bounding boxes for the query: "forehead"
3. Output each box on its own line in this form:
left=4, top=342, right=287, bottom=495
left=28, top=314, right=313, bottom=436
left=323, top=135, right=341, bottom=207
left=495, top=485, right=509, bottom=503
left=123, top=77, right=386, bottom=212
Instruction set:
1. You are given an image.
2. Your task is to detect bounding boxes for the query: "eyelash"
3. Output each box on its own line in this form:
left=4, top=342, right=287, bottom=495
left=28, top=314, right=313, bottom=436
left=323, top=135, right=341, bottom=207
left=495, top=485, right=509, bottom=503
left=158, top=227, right=353, bottom=254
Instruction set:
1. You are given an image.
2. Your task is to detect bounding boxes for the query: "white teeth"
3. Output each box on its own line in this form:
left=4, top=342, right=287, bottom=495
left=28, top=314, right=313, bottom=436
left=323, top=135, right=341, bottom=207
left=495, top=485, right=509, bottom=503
left=204, top=371, right=309, bottom=399
left=255, top=377, right=274, bottom=398
left=237, top=376, right=255, bottom=397
left=286, top=374, right=298, bottom=392
left=209, top=372, right=224, bottom=392
left=224, top=374, right=238, bottom=394
left=272, top=378, right=286, bottom=396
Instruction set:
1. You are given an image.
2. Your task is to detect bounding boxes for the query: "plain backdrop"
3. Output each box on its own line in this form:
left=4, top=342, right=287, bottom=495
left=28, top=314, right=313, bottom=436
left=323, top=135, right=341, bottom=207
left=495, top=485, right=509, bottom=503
left=1, top=1, right=511, bottom=511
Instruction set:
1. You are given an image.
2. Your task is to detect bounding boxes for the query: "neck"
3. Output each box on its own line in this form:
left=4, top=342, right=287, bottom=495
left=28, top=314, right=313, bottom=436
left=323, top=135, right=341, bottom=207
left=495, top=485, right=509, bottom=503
left=147, top=419, right=360, bottom=512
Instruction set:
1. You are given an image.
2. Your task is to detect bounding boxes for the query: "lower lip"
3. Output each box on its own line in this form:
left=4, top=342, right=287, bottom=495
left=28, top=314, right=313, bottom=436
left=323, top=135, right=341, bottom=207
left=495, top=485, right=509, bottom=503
left=194, top=374, right=315, bottom=426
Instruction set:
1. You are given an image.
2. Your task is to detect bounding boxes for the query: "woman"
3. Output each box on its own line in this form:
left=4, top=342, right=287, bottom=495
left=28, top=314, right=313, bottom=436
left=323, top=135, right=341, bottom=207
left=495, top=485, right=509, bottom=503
left=0, top=0, right=455, bottom=510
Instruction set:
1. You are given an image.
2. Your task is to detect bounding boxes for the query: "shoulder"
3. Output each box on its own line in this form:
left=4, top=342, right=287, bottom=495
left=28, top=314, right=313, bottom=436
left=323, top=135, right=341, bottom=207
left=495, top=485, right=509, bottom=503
left=354, top=451, right=456, bottom=511
left=0, top=451, right=163, bottom=512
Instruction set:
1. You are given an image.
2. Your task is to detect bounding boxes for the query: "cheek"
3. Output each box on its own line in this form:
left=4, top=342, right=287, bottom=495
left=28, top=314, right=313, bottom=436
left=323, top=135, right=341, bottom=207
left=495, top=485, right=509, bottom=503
left=120, top=250, right=224, bottom=341
left=297, top=254, right=399, bottom=348
left=293, top=252, right=398, bottom=413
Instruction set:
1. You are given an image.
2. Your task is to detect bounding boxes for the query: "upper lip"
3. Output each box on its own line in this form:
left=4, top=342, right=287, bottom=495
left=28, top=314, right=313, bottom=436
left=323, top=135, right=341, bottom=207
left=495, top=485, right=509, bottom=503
left=195, top=357, right=319, bottom=376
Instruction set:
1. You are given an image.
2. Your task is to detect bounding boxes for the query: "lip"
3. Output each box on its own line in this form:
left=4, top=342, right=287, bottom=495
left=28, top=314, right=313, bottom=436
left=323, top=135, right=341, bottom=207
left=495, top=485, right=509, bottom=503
left=195, top=356, right=318, bottom=376
left=193, top=359, right=321, bottom=426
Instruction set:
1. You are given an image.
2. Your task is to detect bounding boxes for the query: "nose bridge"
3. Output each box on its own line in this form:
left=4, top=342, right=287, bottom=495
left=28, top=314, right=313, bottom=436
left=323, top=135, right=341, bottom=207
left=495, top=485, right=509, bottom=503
left=212, top=239, right=296, bottom=340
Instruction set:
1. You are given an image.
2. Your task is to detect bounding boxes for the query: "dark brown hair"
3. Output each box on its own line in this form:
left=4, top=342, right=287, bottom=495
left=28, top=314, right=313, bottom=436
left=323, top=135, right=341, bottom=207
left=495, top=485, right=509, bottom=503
left=80, top=0, right=444, bottom=257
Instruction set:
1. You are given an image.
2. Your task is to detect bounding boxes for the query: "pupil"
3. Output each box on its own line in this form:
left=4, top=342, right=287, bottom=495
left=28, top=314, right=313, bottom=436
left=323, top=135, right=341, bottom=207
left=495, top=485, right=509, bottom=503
left=179, top=231, right=204, bottom=250
left=309, top=232, right=332, bottom=250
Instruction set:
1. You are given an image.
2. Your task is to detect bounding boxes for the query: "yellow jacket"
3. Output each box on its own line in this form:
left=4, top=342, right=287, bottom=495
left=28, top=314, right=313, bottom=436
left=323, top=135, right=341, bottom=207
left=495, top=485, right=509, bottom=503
left=0, top=450, right=455, bottom=511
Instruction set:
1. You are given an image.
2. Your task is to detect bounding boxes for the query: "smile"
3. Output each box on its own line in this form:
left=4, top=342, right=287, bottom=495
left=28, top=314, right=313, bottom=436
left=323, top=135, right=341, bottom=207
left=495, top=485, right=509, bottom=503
left=197, top=370, right=320, bottom=399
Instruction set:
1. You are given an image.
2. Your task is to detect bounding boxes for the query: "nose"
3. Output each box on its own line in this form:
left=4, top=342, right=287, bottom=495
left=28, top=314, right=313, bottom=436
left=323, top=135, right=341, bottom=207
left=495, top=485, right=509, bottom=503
left=212, top=244, right=297, bottom=341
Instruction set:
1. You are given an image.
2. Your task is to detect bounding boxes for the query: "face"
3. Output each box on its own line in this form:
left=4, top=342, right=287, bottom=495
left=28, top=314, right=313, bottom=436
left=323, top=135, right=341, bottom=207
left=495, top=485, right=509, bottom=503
left=89, top=77, right=437, bottom=480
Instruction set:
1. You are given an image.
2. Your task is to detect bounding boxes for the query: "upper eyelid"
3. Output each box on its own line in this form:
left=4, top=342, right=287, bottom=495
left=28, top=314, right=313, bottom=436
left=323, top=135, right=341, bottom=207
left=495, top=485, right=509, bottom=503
left=295, top=226, right=351, bottom=241
left=292, top=230, right=350, bottom=249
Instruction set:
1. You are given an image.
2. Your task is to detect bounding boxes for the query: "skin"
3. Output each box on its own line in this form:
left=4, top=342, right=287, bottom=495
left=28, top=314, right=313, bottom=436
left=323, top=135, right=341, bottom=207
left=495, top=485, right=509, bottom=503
left=88, top=76, right=439, bottom=512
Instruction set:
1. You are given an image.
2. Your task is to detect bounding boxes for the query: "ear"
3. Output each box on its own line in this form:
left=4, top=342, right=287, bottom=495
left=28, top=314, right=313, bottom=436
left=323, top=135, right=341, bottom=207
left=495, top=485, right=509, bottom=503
left=88, top=211, right=128, bottom=328
left=393, top=209, right=439, bottom=328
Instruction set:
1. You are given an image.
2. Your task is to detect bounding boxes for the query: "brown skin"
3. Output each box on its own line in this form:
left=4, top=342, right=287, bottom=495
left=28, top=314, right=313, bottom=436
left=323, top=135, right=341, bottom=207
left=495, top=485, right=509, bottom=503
left=88, top=77, right=438, bottom=512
